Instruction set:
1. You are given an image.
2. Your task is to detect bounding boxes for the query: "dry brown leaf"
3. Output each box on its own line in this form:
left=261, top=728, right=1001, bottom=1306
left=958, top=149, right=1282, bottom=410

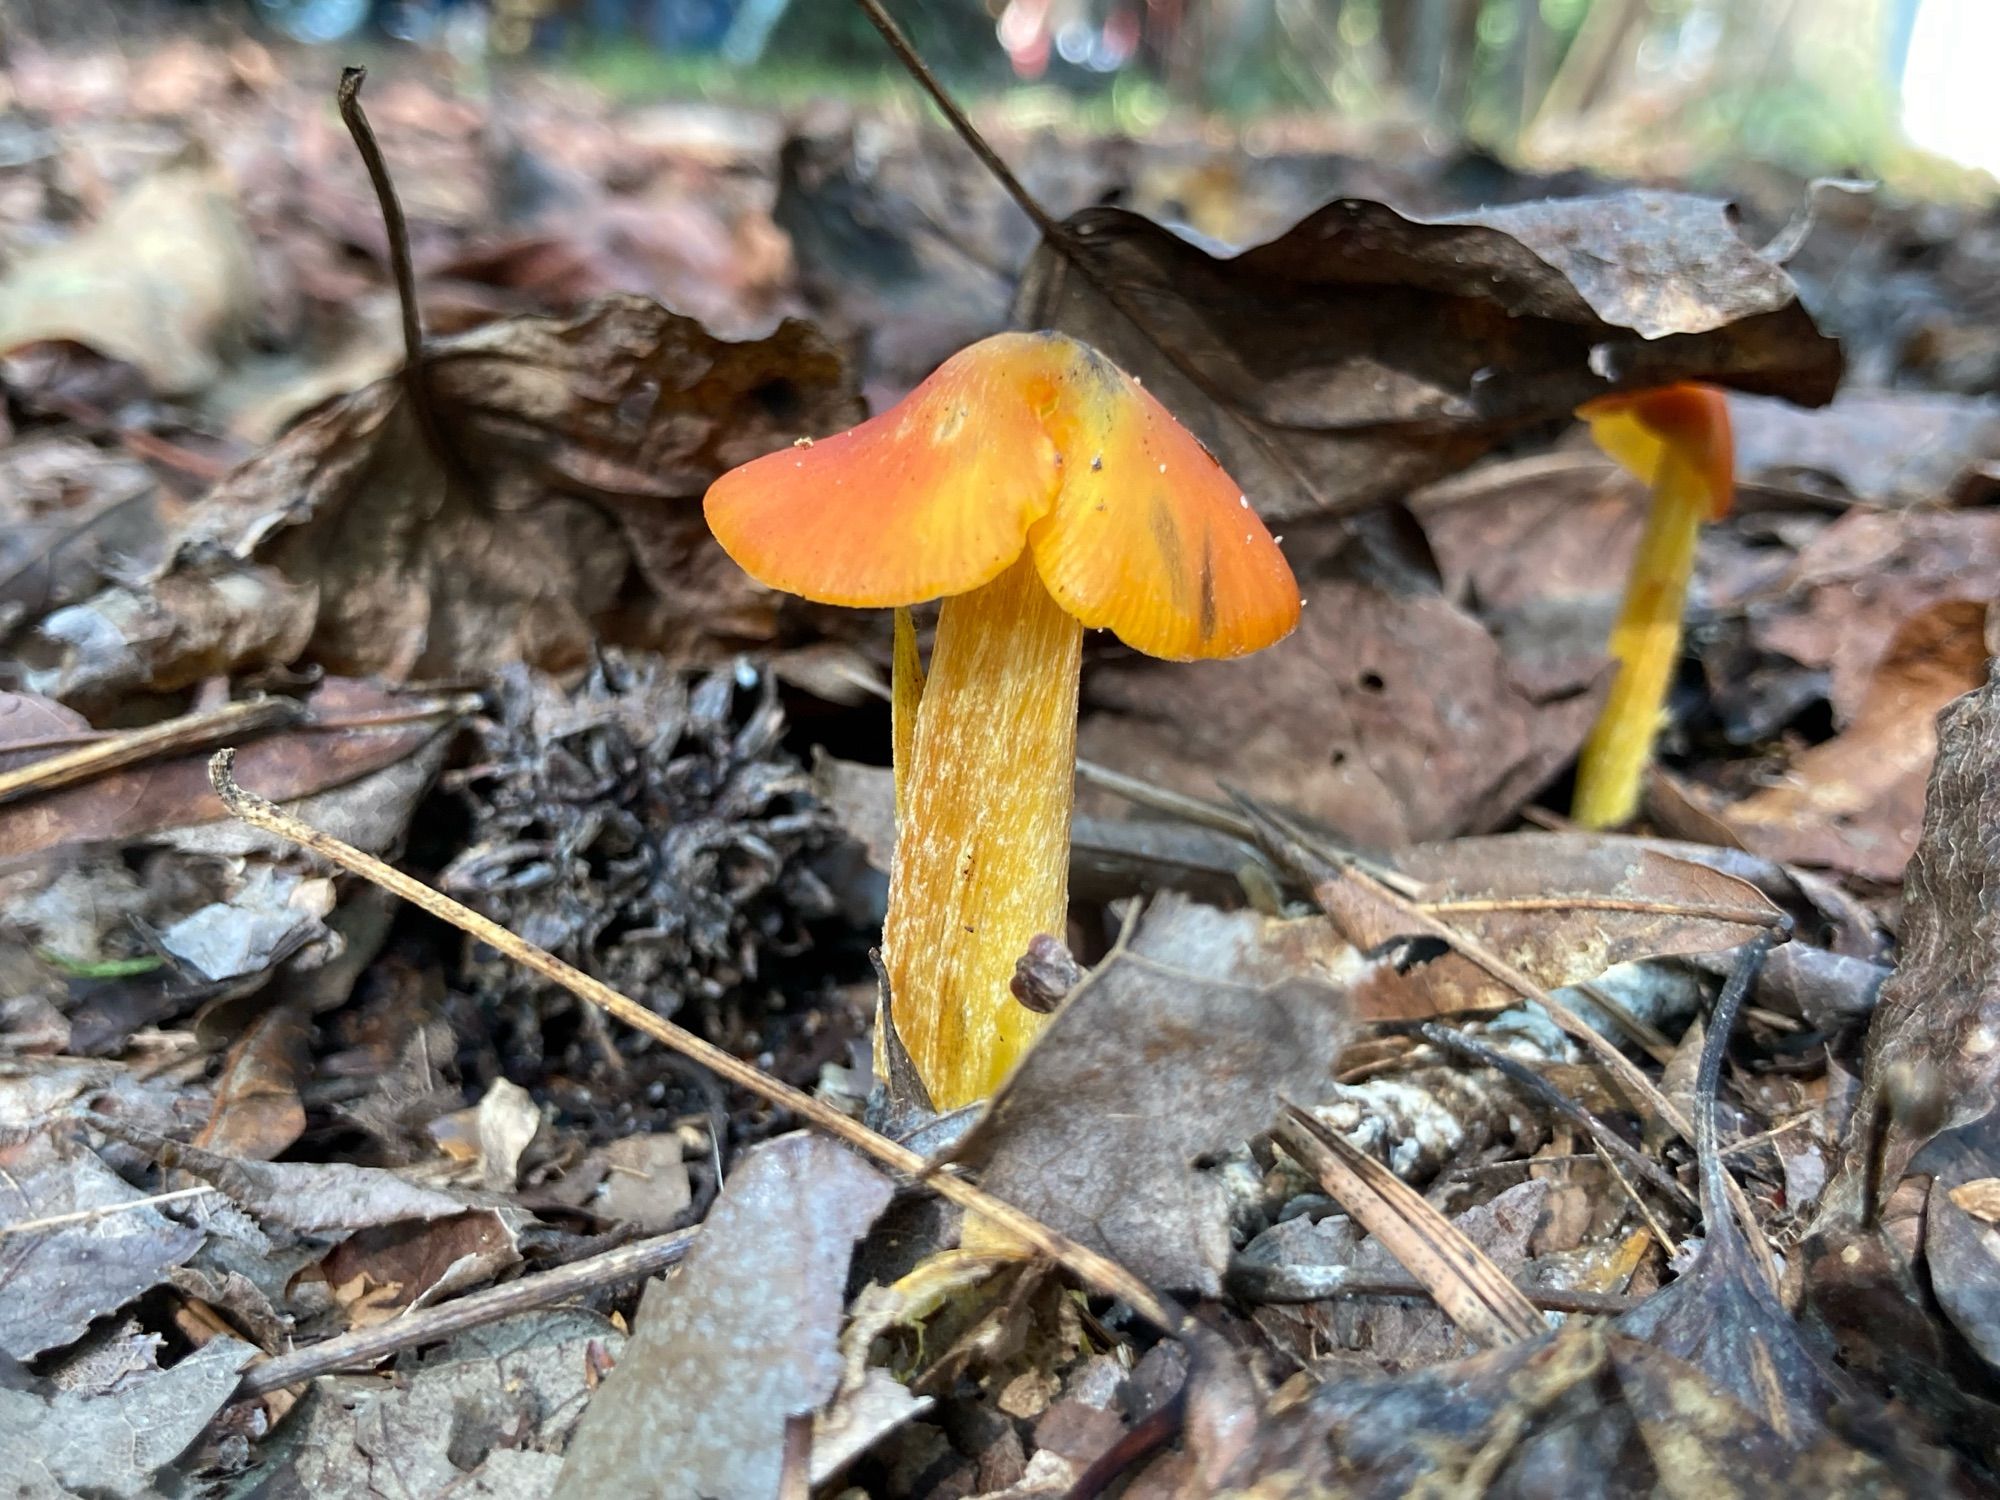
left=317, top=1207, right=524, bottom=1324
left=558, top=1132, right=894, bottom=1497
left=1017, top=189, right=1839, bottom=522
left=1703, top=597, right=1990, bottom=882
left=953, top=896, right=1357, bottom=1294
left=1080, top=568, right=1603, bottom=846
left=0, top=1333, right=255, bottom=1498
left=1918, top=1114, right=2000, bottom=1376
left=1606, top=1338, right=1910, bottom=1499
left=0, top=678, right=461, bottom=859
left=1338, top=833, right=1783, bottom=1020
left=1948, top=1178, right=2000, bottom=1226
left=91, top=1116, right=505, bottom=1237
left=0, top=434, right=178, bottom=638
left=0, top=154, right=258, bottom=396
left=38, top=295, right=860, bottom=699
left=195, top=996, right=311, bottom=1162
left=1753, top=508, right=2000, bottom=728
left=1413, top=451, right=1644, bottom=701
left=0, top=1130, right=205, bottom=1361
left=22, top=563, right=317, bottom=713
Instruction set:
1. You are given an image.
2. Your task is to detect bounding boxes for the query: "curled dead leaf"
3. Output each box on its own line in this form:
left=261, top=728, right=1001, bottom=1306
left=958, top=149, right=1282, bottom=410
left=1018, top=190, right=1839, bottom=522
left=42, top=295, right=861, bottom=698
left=1344, top=833, right=1784, bottom=1020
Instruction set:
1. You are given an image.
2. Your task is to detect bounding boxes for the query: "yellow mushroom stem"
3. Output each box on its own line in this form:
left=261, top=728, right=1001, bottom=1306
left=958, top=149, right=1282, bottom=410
left=1571, top=442, right=1711, bottom=829
left=882, top=553, right=1082, bottom=1109
left=890, top=606, right=924, bottom=826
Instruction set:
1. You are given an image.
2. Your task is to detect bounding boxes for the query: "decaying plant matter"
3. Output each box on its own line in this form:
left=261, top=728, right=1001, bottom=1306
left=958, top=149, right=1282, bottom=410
left=1, top=17, right=1996, bottom=1498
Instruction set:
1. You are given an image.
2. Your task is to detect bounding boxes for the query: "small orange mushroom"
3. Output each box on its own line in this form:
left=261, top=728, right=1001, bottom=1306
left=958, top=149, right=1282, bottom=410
left=706, top=331, right=1299, bottom=1108
left=1571, top=383, right=1734, bottom=829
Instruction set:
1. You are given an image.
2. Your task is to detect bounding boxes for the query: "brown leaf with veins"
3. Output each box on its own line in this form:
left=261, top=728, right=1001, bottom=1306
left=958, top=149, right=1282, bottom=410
left=33, top=295, right=860, bottom=700
left=952, top=896, right=1356, bottom=1294
left=197, top=998, right=312, bottom=1163
left=1345, top=833, right=1785, bottom=1020
left=1017, top=189, right=1839, bottom=522
left=1753, top=509, right=2000, bottom=729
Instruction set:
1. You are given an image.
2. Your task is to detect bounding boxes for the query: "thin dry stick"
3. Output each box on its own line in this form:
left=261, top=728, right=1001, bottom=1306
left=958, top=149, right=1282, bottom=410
left=1274, top=1105, right=1545, bottom=1346
left=235, top=1228, right=697, bottom=1400
left=0, top=698, right=301, bottom=806
left=1232, top=791, right=1783, bottom=1292
left=851, top=0, right=1065, bottom=244
left=1226, top=1261, right=1632, bottom=1317
left=1571, top=976, right=1673, bottom=1063
left=0, top=1184, right=216, bottom=1238
left=1590, top=1134, right=1678, bottom=1255
left=1432, top=896, right=1783, bottom=926
left=206, top=750, right=1179, bottom=1335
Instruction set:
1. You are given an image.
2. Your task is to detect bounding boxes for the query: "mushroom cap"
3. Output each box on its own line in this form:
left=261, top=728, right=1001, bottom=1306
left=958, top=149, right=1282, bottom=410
left=703, top=330, right=1300, bottom=661
left=1577, top=383, right=1734, bottom=520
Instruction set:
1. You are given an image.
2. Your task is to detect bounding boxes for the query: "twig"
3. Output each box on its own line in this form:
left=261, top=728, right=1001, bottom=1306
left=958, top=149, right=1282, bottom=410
left=0, top=698, right=301, bottom=806
left=1590, top=1142, right=1678, bottom=1255
left=1572, top=976, right=1674, bottom=1063
left=234, top=1229, right=697, bottom=1399
left=1232, top=788, right=1784, bottom=1292
left=1274, top=1104, right=1545, bottom=1347
left=16, top=390, right=234, bottom=482
left=335, top=67, right=467, bottom=491
left=850, top=0, right=1065, bottom=246
left=206, top=750, right=1181, bottom=1336
left=1431, top=896, right=1782, bottom=927
left=1226, top=1259, right=1633, bottom=1316
left=0, top=1184, right=215, bottom=1238
left=1076, top=760, right=1423, bottom=896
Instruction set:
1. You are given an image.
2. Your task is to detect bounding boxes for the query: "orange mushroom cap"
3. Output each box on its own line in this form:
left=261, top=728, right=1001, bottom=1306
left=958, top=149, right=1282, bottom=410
left=1576, top=383, right=1735, bottom=520
left=703, top=331, right=1300, bottom=661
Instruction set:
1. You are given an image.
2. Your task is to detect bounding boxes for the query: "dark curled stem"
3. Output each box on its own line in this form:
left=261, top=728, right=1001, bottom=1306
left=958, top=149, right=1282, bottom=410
left=1694, top=930, right=1781, bottom=1242
left=336, top=67, right=469, bottom=490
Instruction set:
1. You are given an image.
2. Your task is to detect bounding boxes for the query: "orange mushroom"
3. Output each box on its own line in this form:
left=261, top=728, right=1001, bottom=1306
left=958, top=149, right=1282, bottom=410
left=706, top=331, right=1300, bottom=1108
left=1571, top=383, right=1734, bottom=829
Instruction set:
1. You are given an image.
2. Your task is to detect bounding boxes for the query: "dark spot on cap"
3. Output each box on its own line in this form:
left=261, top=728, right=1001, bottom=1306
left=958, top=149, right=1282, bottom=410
left=1198, top=529, right=1216, bottom=642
